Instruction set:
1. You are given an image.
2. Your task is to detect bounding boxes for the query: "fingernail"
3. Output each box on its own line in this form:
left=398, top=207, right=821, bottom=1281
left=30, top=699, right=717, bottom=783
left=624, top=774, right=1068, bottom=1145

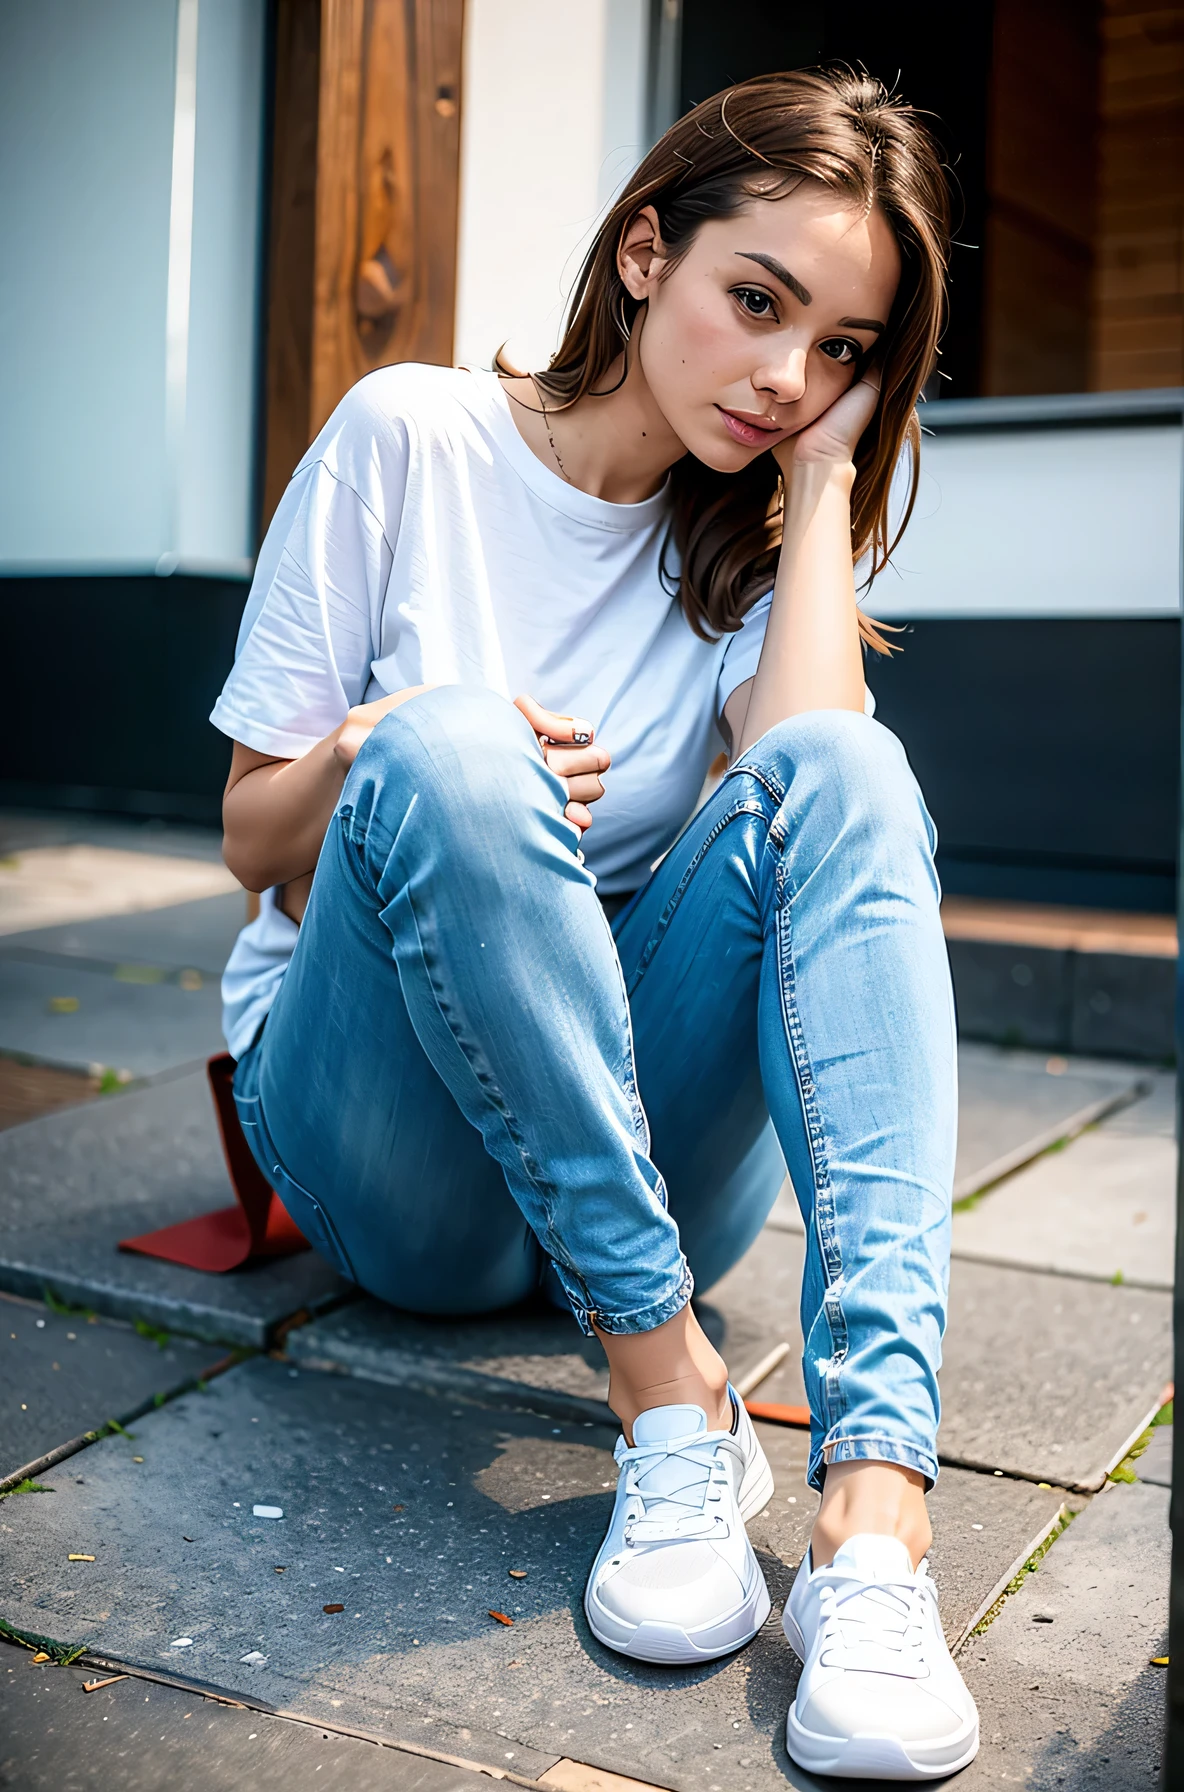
left=572, top=731, right=591, bottom=747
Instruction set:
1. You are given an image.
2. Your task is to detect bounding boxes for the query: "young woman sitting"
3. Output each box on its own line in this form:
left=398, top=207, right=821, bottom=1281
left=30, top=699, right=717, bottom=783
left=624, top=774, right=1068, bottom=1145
left=214, top=68, right=977, bottom=1781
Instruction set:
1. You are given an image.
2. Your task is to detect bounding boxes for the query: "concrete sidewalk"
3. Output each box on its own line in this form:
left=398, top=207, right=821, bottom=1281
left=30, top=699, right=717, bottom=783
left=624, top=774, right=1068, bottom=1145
left=0, top=812, right=1173, bottom=1787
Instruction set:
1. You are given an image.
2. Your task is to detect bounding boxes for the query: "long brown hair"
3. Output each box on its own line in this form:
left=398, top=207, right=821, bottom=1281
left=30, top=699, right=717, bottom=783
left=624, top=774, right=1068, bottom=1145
left=520, top=68, right=950, bottom=650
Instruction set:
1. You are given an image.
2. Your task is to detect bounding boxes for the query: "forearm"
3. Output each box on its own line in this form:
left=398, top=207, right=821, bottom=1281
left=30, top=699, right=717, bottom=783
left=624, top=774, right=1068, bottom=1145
left=735, top=459, right=866, bottom=756
left=222, top=729, right=347, bottom=892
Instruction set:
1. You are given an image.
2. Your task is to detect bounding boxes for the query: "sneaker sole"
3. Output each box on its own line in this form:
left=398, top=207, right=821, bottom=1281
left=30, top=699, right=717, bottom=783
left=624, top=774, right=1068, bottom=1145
left=785, top=1704, right=979, bottom=1780
left=586, top=1574, right=772, bottom=1664
left=782, top=1608, right=979, bottom=1779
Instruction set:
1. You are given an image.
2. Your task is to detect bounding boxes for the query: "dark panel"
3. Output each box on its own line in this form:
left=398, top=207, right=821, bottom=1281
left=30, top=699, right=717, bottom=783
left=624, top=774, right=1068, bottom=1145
left=866, top=617, right=1180, bottom=912
left=0, top=574, right=247, bottom=824
left=1069, top=951, right=1176, bottom=1061
left=821, top=3, right=996, bottom=403
left=946, top=939, right=1074, bottom=1050
left=676, top=2, right=996, bottom=399
left=678, top=0, right=824, bottom=106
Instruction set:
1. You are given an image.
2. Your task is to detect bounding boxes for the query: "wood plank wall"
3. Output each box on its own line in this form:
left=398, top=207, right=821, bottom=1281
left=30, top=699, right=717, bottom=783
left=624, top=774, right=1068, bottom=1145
left=1091, top=0, right=1184, bottom=389
left=260, top=0, right=464, bottom=533
left=981, top=0, right=1098, bottom=395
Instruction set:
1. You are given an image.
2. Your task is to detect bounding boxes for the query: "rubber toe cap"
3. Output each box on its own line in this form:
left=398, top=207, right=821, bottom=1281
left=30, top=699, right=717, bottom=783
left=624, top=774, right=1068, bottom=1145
left=594, top=1543, right=745, bottom=1629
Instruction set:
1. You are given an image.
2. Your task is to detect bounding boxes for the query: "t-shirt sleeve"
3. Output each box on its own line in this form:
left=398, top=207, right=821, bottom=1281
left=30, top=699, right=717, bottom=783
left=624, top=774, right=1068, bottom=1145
left=211, top=401, right=401, bottom=759
left=716, top=589, right=878, bottom=719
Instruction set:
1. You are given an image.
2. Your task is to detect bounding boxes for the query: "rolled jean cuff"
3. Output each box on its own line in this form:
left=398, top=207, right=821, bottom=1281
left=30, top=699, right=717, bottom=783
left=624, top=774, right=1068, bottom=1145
left=808, top=1432, right=938, bottom=1494
left=556, top=1262, right=694, bottom=1338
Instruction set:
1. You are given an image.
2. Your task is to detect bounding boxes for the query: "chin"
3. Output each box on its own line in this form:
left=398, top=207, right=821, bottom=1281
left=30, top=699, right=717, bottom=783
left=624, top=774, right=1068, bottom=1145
left=680, top=430, right=767, bottom=475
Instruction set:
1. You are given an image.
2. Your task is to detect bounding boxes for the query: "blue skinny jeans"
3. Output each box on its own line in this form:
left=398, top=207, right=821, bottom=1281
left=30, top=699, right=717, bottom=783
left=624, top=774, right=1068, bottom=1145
left=234, top=685, right=957, bottom=1488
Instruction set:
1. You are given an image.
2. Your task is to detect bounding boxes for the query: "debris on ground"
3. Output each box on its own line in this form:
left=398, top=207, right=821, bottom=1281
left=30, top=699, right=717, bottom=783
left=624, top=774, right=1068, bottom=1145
left=488, top=1610, right=514, bottom=1626
left=82, top=1675, right=127, bottom=1693
left=253, top=1504, right=283, bottom=1518
left=322, top=1603, right=344, bottom=1614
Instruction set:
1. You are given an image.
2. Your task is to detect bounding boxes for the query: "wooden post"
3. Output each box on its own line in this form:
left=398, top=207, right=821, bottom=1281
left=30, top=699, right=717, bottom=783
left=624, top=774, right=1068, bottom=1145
left=310, top=0, right=464, bottom=438
left=261, top=0, right=464, bottom=530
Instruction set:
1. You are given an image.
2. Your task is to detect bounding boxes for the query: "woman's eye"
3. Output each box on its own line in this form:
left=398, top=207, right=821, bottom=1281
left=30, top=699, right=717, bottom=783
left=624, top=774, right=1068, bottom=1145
left=819, top=338, right=859, bottom=365
left=732, top=286, right=776, bottom=319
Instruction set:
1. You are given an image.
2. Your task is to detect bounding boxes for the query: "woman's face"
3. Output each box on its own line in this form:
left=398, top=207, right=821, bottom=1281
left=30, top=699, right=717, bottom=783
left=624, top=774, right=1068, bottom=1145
left=622, top=183, right=902, bottom=470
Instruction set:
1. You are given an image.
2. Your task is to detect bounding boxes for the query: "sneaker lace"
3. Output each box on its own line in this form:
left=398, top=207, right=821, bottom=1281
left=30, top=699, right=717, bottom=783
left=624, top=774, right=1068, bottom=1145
left=615, top=1427, right=736, bottom=1546
left=816, top=1566, right=931, bottom=1676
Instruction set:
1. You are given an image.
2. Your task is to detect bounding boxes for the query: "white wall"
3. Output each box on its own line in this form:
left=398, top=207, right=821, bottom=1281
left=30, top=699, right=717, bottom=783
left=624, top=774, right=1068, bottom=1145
left=454, top=0, right=650, bottom=373
left=0, top=0, right=266, bottom=576
left=864, top=423, right=1183, bottom=620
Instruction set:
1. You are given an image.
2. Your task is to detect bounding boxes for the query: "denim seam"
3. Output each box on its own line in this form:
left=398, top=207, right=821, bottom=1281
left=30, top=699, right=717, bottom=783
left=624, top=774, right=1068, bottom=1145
left=724, top=759, right=787, bottom=808
left=625, top=797, right=771, bottom=997
left=594, top=894, right=653, bottom=1159
left=774, top=877, right=849, bottom=1442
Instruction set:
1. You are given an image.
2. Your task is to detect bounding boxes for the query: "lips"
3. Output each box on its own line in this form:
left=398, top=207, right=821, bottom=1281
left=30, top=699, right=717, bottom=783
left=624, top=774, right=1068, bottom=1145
left=716, top=407, right=782, bottom=448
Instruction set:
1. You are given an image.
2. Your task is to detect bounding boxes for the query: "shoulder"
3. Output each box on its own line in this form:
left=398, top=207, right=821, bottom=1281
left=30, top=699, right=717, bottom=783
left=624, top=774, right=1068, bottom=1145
left=301, top=364, right=499, bottom=480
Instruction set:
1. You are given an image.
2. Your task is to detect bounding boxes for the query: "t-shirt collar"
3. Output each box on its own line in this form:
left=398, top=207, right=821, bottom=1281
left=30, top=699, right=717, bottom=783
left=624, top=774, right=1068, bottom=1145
left=469, top=368, right=672, bottom=533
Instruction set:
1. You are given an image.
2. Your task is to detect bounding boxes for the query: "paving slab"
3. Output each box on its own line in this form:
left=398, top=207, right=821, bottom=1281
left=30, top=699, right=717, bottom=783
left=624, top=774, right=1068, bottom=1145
left=952, top=1127, right=1175, bottom=1289
left=1095, top=1064, right=1175, bottom=1138
left=767, top=1044, right=1142, bottom=1236
left=1, top=1292, right=216, bottom=1482
left=292, top=1217, right=1169, bottom=1495
left=949, top=1045, right=1141, bottom=1199
left=0, top=1356, right=1066, bottom=1792
left=287, top=1228, right=811, bottom=1426
left=958, top=1480, right=1168, bottom=1789
left=0, top=956, right=225, bottom=1077
left=738, top=1251, right=1171, bottom=1492
left=0, top=810, right=226, bottom=864
left=0, top=1070, right=350, bottom=1348
left=1, top=890, right=246, bottom=977
left=0, top=843, right=237, bottom=937
left=937, top=1259, right=1170, bottom=1490
left=0, top=1645, right=490, bottom=1792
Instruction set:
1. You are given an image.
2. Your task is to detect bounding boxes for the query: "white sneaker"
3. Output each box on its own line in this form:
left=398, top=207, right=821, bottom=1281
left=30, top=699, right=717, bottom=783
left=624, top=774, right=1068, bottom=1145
left=783, top=1534, right=980, bottom=1780
left=584, top=1390, right=773, bottom=1664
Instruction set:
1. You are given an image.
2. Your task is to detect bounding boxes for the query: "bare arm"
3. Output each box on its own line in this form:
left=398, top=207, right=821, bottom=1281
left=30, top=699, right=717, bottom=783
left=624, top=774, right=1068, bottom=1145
left=221, top=686, right=612, bottom=897
left=221, top=686, right=432, bottom=893
left=725, top=376, right=880, bottom=759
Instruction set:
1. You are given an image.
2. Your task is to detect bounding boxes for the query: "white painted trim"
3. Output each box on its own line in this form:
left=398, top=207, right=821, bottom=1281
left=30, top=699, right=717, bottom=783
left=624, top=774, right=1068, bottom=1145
left=165, top=0, right=200, bottom=558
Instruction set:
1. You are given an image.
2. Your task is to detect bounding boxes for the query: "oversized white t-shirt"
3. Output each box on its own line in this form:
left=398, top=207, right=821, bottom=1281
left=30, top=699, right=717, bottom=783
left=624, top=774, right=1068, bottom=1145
left=212, top=362, right=774, bottom=1057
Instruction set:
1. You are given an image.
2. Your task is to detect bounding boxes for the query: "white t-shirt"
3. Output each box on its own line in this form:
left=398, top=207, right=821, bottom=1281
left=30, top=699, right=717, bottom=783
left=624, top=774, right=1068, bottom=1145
left=212, top=362, right=774, bottom=1057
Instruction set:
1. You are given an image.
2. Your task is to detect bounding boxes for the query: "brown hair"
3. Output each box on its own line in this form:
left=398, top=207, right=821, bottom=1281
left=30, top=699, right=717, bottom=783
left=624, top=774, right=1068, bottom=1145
left=519, top=68, right=950, bottom=649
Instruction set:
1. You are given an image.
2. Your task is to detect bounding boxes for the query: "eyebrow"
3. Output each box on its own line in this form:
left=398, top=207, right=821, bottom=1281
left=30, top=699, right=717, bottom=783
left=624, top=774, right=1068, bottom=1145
left=734, top=254, right=887, bottom=334
left=735, top=252, right=811, bottom=306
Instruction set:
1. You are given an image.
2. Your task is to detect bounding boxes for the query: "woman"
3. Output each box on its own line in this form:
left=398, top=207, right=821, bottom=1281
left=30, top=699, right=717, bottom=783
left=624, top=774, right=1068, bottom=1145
left=215, top=69, right=977, bottom=1780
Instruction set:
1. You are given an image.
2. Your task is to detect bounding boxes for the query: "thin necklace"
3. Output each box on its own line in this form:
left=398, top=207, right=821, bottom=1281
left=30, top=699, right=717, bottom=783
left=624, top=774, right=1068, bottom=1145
left=530, top=375, right=572, bottom=484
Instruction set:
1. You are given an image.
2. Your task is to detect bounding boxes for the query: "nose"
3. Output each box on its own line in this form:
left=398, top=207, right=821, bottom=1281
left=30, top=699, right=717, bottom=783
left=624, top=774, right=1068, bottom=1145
left=756, top=342, right=807, bottom=407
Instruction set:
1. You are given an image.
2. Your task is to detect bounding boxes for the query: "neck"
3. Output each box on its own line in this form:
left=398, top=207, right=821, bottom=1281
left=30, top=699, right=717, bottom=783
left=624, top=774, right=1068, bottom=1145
left=506, top=316, right=686, bottom=504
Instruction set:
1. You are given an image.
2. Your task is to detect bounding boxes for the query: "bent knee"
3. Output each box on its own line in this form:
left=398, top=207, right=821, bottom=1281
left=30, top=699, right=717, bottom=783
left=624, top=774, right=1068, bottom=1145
left=350, top=684, right=557, bottom=835
left=744, top=711, right=932, bottom=844
left=361, top=686, right=539, bottom=790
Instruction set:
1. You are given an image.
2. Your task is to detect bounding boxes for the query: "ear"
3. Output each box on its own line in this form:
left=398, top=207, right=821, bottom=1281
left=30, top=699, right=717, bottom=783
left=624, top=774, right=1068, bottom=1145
left=617, top=205, right=668, bottom=302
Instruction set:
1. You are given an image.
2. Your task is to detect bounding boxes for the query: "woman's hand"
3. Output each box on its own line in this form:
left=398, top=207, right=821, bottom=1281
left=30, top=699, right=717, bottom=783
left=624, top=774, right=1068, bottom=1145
left=334, top=684, right=435, bottom=772
left=774, top=372, right=882, bottom=476
left=514, top=693, right=611, bottom=833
